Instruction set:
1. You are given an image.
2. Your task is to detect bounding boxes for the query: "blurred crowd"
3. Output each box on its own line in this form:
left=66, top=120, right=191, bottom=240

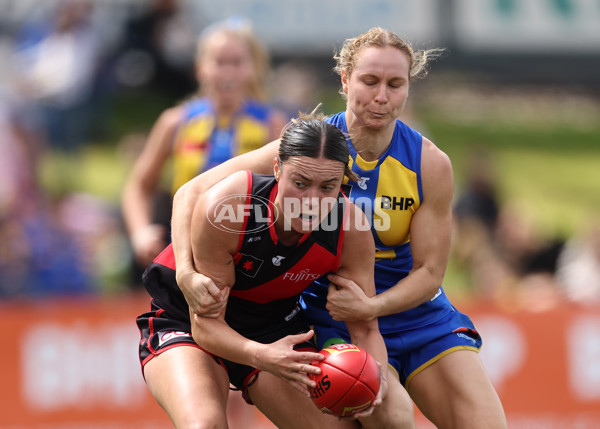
left=452, top=148, right=600, bottom=310
left=0, top=0, right=201, bottom=297
left=0, top=0, right=598, bottom=309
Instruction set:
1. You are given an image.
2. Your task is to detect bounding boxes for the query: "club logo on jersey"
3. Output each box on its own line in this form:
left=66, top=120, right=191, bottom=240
left=272, top=255, right=285, bottom=266
left=234, top=253, right=264, bottom=278
left=208, top=194, right=277, bottom=234
left=357, top=176, right=370, bottom=190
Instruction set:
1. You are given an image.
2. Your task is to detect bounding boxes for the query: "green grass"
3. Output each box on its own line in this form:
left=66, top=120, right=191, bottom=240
left=497, top=149, right=600, bottom=236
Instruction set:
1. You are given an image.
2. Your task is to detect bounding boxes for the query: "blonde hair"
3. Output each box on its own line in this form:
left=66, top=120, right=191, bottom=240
left=196, top=17, right=270, bottom=101
left=334, top=27, right=445, bottom=97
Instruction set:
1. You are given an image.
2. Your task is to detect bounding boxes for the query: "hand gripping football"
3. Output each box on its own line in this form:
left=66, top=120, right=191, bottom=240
left=309, top=343, right=381, bottom=417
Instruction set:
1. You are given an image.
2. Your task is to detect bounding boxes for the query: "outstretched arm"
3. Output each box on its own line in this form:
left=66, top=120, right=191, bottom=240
left=172, top=141, right=279, bottom=316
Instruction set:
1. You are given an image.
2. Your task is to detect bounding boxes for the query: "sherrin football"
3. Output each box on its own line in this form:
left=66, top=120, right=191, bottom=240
left=309, top=343, right=381, bottom=417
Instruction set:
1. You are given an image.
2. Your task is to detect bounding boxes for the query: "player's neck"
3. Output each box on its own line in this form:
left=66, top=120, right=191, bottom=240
left=214, top=97, right=244, bottom=120
left=351, top=130, right=392, bottom=162
left=274, top=226, right=303, bottom=247
left=345, top=112, right=394, bottom=162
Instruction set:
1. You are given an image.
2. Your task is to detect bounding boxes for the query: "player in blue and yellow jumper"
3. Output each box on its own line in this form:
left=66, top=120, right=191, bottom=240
left=122, top=17, right=286, bottom=267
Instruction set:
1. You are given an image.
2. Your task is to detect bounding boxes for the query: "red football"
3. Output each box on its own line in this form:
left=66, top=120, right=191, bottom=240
left=309, top=343, right=381, bottom=417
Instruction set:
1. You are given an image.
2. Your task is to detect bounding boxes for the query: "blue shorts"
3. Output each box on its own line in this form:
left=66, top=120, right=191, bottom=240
left=311, top=306, right=482, bottom=387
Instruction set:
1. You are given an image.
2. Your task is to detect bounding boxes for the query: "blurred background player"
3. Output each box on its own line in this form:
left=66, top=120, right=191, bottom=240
left=122, top=17, right=286, bottom=271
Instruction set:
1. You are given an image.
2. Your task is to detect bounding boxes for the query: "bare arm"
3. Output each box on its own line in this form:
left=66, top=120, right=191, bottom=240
left=188, top=172, right=323, bottom=392
left=373, top=137, right=454, bottom=315
left=122, top=106, right=182, bottom=266
left=326, top=137, right=453, bottom=319
left=187, top=171, right=259, bottom=364
left=172, top=140, right=280, bottom=316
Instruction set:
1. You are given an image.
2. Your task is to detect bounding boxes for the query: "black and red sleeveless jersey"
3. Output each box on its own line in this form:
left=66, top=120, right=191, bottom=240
left=142, top=171, right=349, bottom=338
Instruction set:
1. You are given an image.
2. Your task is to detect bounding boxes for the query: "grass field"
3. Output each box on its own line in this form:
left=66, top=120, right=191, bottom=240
left=38, top=82, right=600, bottom=292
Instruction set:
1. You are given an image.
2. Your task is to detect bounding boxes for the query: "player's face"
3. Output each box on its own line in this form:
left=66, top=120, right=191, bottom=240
left=274, top=156, right=345, bottom=236
left=198, top=33, right=254, bottom=105
left=343, top=46, right=410, bottom=131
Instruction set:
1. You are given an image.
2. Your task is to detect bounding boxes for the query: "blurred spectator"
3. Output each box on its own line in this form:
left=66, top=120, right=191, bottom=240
left=494, top=204, right=565, bottom=310
left=452, top=148, right=566, bottom=309
left=12, top=0, right=103, bottom=153
left=56, top=192, right=132, bottom=293
left=555, top=218, right=600, bottom=304
left=454, top=149, right=500, bottom=235
left=0, top=92, right=97, bottom=298
left=0, top=13, right=121, bottom=298
left=0, top=87, right=42, bottom=214
left=452, top=148, right=507, bottom=297
left=113, top=0, right=197, bottom=98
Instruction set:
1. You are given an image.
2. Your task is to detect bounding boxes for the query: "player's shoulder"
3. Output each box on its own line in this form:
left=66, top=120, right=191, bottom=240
left=157, top=104, right=186, bottom=130
left=211, top=170, right=252, bottom=199
left=200, top=171, right=253, bottom=234
left=421, top=136, right=452, bottom=177
left=243, top=98, right=278, bottom=120
left=420, top=136, right=453, bottom=200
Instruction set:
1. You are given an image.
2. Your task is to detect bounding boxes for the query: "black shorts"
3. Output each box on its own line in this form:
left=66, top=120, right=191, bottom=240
left=136, top=299, right=316, bottom=403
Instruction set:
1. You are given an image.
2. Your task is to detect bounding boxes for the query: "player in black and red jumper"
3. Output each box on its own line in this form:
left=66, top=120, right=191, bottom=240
left=136, top=114, right=410, bottom=428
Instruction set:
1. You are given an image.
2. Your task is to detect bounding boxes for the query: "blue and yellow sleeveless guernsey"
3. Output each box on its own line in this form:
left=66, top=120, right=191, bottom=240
left=301, top=113, right=481, bottom=386
left=170, top=98, right=275, bottom=194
